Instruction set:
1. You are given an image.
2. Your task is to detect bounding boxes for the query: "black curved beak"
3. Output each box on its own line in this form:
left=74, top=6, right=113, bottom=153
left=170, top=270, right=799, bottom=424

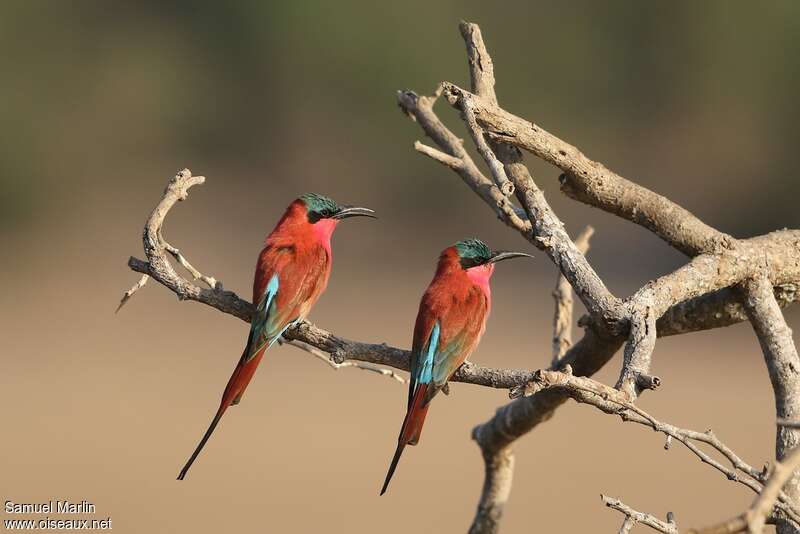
left=487, top=251, right=534, bottom=264
left=332, top=206, right=377, bottom=220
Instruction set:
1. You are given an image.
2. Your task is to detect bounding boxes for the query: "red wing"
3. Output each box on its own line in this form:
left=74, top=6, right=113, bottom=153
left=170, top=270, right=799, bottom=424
left=408, top=282, right=488, bottom=404
left=431, top=285, right=488, bottom=384
left=247, top=241, right=330, bottom=360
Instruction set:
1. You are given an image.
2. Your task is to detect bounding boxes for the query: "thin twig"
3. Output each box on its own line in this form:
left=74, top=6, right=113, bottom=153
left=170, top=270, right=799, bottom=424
left=163, top=242, right=219, bottom=289
left=396, top=90, right=528, bottom=232
left=414, top=141, right=464, bottom=170
left=461, top=99, right=514, bottom=196
left=749, top=446, right=800, bottom=533
left=116, top=273, right=149, bottom=313
left=285, top=339, right=406, bottom=384
left=601, top=495, right=678, bottom=534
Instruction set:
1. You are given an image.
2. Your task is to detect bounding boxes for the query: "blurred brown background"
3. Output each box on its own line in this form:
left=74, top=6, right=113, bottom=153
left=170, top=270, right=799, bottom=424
left=2, top=1, right=800, bottom=532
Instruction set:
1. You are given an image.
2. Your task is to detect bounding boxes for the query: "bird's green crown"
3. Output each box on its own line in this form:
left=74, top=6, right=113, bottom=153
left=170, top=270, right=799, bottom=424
left=455, top=238, right=491, bottom=268
left=300, top=193, right=339, bottom=220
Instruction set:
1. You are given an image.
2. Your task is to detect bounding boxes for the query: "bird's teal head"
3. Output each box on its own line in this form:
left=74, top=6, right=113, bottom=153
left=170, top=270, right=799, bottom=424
left=455, top=238, right=492, bottom=269
left=454, top=238, right=533, bottom=269
left=299, top=193, right=376, bottom=224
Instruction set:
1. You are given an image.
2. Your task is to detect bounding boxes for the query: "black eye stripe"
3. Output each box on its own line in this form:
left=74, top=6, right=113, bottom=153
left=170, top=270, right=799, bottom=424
left=460, top=256, right=488, bottom=269
left=306, top=207, right=335, bottom=224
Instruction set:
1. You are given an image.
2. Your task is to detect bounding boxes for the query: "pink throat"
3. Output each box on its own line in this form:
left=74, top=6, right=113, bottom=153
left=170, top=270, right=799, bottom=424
left=311, top=218, right=338, bottom=250
left=466, top=263, right=493, bottom=293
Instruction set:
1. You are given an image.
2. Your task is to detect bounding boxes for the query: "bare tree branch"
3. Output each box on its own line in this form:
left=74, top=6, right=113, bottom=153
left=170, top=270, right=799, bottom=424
left=657, top=283, right=799, bottom=337
left=616, top=302, right=659, bottom=400
left=414, top=141, right=463, bottom=170
left=572, top=283, right=800, bottom=343
left=690, top=517, right=751, bottom=534
left=437, top=82, right=800, bottom=312
left=121, top=170, right=543, bottom=391
left=459, top=21, right=497, bottom=106
left=404, top=83, right=800, bottom=346
left=749, top=447, right=800, bottom=533
left=451, top=23, right=623, bottom=330
left=404, top=22, right=800, bottom=534
left=449, top=21, right=738, bottom=533
left=468, top=443, right=514, bottom=534
left=396, top=89, right=528, bottom=233
left=740, top=272, right=800, bottom=534
left=437, top=82, right=730, bottom=257
left=443, top=27, right=629, bottom=532
left=163, top=242, right=219, bottom=289
left=641, top=231, right=800, bottom=320
left=284, top=339, right=406, bottom=384
left=690, top=446, right=800, bottom=534
left=469, top=327, right=625, bottom=534
left=552, top=226, right=594, bottom=367
left=522, top=368, right=800, bottom=526
left=620, top=517, right=638, bottom=534
left=601, top=495, right=678, bottom=534
left=461, top=99, right=514, bottom=196
left=443, top=24, right=800, bottom=443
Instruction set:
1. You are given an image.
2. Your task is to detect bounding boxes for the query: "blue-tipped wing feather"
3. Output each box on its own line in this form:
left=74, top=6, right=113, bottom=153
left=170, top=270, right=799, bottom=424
left=245, top=273, right=280, bottom=362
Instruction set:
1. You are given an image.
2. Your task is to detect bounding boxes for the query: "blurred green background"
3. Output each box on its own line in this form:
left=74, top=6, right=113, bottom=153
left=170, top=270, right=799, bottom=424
left=2, top=2, right=799, bottom=533
left=4, top=1, right=799, bottom=252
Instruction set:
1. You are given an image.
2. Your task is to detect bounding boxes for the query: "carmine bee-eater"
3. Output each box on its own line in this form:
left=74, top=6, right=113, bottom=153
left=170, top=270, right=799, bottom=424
left=177, top=193, right=375, bottom=480
left=380, top=238, right=532, bottom=495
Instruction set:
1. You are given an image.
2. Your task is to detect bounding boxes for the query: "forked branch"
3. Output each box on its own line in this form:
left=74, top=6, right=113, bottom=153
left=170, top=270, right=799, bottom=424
left=397, top=21, right=800, bottom=534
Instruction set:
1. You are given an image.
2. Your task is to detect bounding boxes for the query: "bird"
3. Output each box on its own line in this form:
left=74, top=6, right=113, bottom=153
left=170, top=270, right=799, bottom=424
left=380, top=238, right=532, bottom=495
left=177, top=193, right=375, bottom=480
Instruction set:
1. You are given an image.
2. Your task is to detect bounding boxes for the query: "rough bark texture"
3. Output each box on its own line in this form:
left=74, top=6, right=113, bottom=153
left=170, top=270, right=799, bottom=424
left=741, top=274, right=800, bottom=534
left=552, top=226, right=594, bottom=366
left=439, top=82, right=730, bottom=258
left=616, top=303, right=659, bottom=400
left=468, top=446, right=514, bottom=534
left=657, top=283, right=799, bottom=337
